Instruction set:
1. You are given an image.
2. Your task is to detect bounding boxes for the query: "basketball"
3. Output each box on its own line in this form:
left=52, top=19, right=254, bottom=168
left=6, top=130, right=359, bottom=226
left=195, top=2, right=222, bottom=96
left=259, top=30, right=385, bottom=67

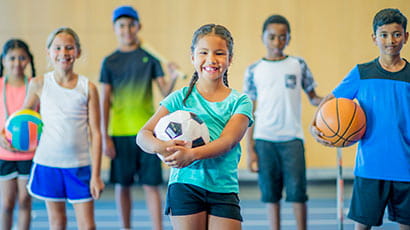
left=315, top=98, right=366, bottom=147
left=5, top=109, right=43, bottom=152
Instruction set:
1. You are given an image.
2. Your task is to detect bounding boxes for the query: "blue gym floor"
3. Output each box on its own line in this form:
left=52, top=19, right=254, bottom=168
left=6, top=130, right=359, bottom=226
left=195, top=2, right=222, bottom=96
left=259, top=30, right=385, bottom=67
left=24, top=180, right=397, bottom=230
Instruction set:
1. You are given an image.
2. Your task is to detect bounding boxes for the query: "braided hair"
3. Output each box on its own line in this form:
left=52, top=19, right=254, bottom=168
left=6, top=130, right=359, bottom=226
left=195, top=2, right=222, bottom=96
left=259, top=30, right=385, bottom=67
left=0, top=39, right=36, bottom=78
left=183, top=24, right=234, bottom=105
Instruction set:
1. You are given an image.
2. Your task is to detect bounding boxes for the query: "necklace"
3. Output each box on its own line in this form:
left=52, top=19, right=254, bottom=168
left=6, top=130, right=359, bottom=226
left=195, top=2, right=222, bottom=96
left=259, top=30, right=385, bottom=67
left=3, top=75, right=28, bottom=119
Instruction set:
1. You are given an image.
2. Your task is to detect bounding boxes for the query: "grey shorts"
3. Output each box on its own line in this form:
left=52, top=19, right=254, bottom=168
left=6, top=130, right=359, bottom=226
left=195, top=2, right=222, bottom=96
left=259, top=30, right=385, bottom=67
left=254, top=139, right=308, bottom=203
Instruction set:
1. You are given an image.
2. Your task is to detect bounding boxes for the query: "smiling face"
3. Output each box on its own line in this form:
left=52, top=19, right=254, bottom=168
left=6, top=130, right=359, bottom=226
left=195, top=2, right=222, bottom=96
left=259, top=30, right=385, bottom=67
left=2, top=48, right=30, bottom=77
left=372, top=23, right=409, bottom=57
left=48, top=32, right=81, bottom=72
left=262, top=23, right=290, bottom=60
left=191, top=34, right=232, bottom=82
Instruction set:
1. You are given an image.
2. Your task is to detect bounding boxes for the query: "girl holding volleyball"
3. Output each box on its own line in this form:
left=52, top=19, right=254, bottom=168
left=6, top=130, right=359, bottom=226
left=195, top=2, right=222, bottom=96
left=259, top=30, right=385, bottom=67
left=0, top=39, right=36, bottom=230
left=137, top=24, right=253, bottom=230
left=23, top=27, right=104, bottom=230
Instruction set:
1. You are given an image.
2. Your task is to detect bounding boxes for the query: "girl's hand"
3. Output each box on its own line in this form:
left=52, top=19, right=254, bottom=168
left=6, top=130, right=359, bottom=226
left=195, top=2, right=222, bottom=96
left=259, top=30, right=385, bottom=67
left=156, top=139, right=186, bottom=162
left=0, top=129, right=17, bottom=152
left=164, top=145, right=196, bottom=168
left=90, top=176, right=105, bottom=200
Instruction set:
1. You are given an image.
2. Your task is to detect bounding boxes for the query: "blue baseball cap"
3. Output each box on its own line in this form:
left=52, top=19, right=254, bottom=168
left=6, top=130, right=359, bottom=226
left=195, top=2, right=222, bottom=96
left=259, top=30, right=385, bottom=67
left=112, top=6, right=139, bottom=22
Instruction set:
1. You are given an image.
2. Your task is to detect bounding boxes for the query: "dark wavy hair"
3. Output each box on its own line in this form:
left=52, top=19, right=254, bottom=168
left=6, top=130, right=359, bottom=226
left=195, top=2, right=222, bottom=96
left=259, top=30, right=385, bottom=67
left=183, top=24, right=234, bottom=105
left=0, top=39, right=36, bottom=77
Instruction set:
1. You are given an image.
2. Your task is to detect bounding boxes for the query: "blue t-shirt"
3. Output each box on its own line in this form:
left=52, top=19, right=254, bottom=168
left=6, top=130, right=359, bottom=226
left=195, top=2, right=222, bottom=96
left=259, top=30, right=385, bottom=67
left=333, top=58, right=410, bottom=182
left=160, top=86, right=254, bottom=193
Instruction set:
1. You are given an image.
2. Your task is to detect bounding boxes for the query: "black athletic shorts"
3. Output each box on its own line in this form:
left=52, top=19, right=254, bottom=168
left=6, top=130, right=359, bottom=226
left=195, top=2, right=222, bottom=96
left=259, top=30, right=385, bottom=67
left=110, top=136, right=163, bottom=186
left=165, top=183, right=243, bottom=221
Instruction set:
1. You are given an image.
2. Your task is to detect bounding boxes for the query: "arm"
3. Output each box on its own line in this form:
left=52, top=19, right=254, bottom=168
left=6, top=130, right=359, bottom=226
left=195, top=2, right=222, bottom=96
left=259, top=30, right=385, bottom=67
left=154, top=63, right=179, bottom=97
left=136, top=106, right=186, bottom=157
left=164, top=113, right=251, bottom=168
left=22, top=76, right=43, bottom=110
left=309, top=93, right=335, bottom=146
left=88, top=82, right=105, bottom=199
left=245, top=101, right=258, bottom=172
left=0, top=77, right=43, bottom=151
left=100, top=83, right=116, bottom=159
left=306, top=89, right=323, bottom=106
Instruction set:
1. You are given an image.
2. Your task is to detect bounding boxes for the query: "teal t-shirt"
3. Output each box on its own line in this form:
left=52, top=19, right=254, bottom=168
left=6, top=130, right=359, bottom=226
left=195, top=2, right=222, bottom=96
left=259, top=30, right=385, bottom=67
left=160, top=86, right=254, bottom=193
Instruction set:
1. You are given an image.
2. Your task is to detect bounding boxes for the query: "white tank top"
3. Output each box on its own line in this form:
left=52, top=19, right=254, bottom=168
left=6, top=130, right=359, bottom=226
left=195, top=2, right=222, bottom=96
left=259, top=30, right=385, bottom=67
left=34, top=71, right=91, bottom=168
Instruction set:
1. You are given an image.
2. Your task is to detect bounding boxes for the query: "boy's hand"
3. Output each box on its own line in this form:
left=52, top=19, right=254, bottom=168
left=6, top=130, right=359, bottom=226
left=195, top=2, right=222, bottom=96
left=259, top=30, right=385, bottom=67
left=167, top=62, right=186, bottom=80
left=102, top=136, right=116, bottom=159
left=310, top=122, right=334, bottom=147
left=247, top=149, right=259, bottom=172
left=90, top=176, right=105, bottom=200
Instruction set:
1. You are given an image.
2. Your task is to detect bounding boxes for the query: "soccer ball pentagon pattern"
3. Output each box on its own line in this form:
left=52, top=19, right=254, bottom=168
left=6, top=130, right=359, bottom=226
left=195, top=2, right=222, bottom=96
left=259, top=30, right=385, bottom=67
left=154, top=110, right=210, bottom=149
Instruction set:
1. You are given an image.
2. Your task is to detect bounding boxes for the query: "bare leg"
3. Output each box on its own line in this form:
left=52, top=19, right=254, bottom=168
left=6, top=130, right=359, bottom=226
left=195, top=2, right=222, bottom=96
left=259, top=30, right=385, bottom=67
left=73, top=200, right=96, bottom=230
left=45, top=201, right=67, bottom=230
left=0, top=179, right=17, bottom=230
left=143, top=185, right=163, bottom=230
left=354, top=222, right=371, bottom=230
left=208, top=215, right=241, bottom=230
left=17, top=178, right=31, bottom=230
left=293, top=202, right=307, bottom=230
left=115, top=184, right=132, bottom=229
left=399, top=224, right=410, bottom=230
left=170, top=211, right=207, bottom=230
left=267, top=202, right=280, bottom=230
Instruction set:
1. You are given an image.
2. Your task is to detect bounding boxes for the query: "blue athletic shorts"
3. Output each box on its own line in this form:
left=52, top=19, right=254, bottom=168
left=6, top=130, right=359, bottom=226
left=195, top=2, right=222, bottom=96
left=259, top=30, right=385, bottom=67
left=110, top=136, right=163, bottom=186
left=254, top=139, right=308, bottom=203
left=165, top=183, right=243, bottom=221
left=348, top=176, right=410, bottom=226
left=27, top=163, right=93, bottom=203
left=0, top=160, right=32, bottom=181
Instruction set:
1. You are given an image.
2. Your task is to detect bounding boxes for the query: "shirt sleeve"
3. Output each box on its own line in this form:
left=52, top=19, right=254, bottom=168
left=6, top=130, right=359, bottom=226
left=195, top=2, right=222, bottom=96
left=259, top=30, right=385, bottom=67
left=151, top=57, right=165, bottom=80
left=299, top=57, right=317, bottom=93
left=99, top=58, right=112, bottom=84
left=332, top=65, right=360, bottom=99
left=233, top=93, right=254, bottom=127
left=243, top=64, right=257, bottom=101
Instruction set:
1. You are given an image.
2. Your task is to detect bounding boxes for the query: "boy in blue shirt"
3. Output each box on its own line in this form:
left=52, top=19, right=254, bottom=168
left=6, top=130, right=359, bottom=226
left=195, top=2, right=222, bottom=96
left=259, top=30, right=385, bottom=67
left=311, top=8, right=409, bottom=230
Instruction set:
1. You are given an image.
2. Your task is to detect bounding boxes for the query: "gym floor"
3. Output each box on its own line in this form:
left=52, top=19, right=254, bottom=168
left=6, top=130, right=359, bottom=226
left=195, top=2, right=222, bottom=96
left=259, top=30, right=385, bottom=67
left=26, top=179, right=398, bottom=230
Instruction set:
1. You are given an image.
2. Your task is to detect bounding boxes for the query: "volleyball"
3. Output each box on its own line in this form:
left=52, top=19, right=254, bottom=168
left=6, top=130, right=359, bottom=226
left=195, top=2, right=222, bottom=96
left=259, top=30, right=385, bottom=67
left=5, top=109, right=43, bottom=152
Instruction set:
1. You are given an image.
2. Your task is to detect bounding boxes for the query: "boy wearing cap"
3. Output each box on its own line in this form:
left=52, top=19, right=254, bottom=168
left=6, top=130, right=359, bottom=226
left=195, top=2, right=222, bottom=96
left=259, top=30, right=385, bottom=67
left=100, top=5, right=178, bottom=230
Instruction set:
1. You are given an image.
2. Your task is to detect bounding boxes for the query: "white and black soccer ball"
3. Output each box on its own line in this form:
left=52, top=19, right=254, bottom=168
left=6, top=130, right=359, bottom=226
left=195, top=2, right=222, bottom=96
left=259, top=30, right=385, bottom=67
left=154, top=110, right=210, bottom=149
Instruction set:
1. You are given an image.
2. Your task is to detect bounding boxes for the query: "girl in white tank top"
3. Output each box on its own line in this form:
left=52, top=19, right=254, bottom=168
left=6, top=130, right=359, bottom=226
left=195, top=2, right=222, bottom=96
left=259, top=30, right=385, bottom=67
left=22, top=27, right=104, bottom=230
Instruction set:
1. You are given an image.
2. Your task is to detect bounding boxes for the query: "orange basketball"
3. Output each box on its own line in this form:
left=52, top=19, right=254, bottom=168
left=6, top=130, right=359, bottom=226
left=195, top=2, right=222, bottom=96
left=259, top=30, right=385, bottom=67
left=315, top=98, right=366, bottom=147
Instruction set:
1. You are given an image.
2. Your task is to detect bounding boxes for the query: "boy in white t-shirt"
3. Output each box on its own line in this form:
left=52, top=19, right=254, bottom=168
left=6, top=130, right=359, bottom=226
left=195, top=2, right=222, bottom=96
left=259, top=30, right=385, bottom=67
left=243, top=14, right=322, bottom=230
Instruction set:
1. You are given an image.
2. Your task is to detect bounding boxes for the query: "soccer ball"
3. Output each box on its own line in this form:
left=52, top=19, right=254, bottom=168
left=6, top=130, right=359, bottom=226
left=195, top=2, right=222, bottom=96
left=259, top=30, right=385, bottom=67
left=154, top=110, right=210, bottom=160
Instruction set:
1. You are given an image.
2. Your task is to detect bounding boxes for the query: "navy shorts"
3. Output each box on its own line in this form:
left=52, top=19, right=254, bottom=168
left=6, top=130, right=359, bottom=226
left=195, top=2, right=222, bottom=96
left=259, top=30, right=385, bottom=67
left=27, top=163, right=93, bottom=203
left=348, top=176, right=410, bottom=226
left=165, top=183, right=242, bottom=221
left=254, top=139, right=308, bottom=203
left=110, top=136, right=163, bottom=186
left=0, top=159, right=32, bottom=181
